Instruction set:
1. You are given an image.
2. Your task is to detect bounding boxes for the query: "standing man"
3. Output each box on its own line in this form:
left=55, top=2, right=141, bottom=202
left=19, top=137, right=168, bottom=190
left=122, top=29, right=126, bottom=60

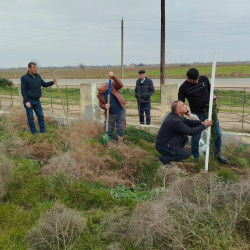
left=178, top=68, right=228, bottom=164
left=135, top=70, right=155, bottom=125
left=156, top=100, right=212, bottom=165
left=97, top=72, right=126, bottom=142
left=21, top=62, right=57, bottom=134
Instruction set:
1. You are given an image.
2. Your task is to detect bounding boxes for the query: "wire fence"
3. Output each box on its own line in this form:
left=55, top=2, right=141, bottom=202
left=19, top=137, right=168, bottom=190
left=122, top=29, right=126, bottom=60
left=0, top=84, right=249, bottom=132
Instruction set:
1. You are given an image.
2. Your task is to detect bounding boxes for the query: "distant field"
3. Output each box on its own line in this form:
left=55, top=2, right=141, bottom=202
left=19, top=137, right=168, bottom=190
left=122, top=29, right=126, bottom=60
left=0, top=64, right=250, bottom=79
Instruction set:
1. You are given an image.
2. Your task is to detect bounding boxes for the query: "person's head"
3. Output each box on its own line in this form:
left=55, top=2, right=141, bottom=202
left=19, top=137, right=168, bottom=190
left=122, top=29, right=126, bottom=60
left=187, top=68, right=199, bottom=84
left=28, top=62, right=37, bottom=75
left=96, top=83, right=108, bottom=93
left=138, top=70, right=146, bottom=80
left=171, top=100, right=188, bottom=116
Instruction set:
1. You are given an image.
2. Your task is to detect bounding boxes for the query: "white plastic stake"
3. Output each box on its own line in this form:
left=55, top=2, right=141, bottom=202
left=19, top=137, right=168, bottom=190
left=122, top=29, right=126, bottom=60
left=205, top=52, right=217, bottom=171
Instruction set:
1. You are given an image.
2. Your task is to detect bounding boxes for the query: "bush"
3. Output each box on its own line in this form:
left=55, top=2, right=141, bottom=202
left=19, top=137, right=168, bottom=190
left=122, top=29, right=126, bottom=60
left=0, top=153, right=13, bottom=200
left=0, top=77, right=13, bottom=89
left=103, top=174, right=250, bottom=249
left=26, top=203, right=86, bottom=250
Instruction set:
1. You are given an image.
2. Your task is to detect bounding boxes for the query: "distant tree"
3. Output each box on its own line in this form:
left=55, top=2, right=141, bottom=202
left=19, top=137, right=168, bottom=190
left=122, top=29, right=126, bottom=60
left=79, top=63, right=85, bottom=71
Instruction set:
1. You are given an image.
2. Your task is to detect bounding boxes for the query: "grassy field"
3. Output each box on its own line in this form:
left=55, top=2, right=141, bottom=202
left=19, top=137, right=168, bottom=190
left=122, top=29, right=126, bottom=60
left=0, top=64, right=250, bottom=79
left=0, top=113, right=249, bottom=249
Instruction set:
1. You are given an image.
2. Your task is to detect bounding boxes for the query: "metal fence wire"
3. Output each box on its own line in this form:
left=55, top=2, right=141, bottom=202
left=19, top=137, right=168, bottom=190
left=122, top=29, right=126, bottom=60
left=0, top=84, right=249, bottom=132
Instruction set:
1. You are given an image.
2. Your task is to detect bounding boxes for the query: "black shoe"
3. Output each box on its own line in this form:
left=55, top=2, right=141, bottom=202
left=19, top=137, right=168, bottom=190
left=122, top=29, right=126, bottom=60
left=159, top=156, right=171, bottom=165
left=216, top=155, right=228, bottom=164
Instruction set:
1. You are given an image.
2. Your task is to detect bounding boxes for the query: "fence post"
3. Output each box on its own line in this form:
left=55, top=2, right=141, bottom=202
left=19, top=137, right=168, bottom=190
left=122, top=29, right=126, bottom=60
left=242, top=88, right=246, bottom=131
left=80, top=83, right=100, bottom=120
left=17, top=83, right=24, bottom=109
left=161, top=83, right=179, bottom=119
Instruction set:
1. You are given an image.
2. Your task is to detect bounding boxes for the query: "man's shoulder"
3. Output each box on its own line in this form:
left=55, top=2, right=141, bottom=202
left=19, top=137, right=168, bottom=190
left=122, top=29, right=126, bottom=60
left=179, top=80, right=189, bottom=90
left=145, top=77, right=153, bottom=83
left=199, top=75, right=209, bottom=82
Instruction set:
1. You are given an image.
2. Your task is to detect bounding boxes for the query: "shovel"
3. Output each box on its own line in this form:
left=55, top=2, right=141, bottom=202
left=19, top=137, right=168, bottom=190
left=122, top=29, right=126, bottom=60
left=101, top=79, right=112, bottom=144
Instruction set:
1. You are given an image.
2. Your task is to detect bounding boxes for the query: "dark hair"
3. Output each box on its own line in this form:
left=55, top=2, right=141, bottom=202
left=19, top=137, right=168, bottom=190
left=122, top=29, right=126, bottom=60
left=187, top=68, right=199, bottom=80
left=28, top=62, right=36, bottom=68
left=171, top=100, right=179, bottom=113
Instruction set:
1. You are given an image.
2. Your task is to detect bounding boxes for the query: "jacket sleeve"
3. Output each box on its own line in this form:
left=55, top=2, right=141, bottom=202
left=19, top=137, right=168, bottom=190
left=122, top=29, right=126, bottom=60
left=135, top=81, right=139, bottom=99
left=178, top=84, right=186, bottom=103
left=21, top=76, right=28, bottom=103
left=185, top=119, right=202, bottom=127
left=174, top=118, right=206, bottom=136
left=112, top=75, right=123, bottom=90
left=97, top=95, right=106, bottom=110
left=41, top=78, right=54, bottom=88
left=148, top=79, right=155, bottom=97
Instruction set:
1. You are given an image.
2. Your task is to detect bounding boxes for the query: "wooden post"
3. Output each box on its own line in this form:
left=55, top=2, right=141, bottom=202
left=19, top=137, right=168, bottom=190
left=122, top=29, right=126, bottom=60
left=121, top=18, right=124, bottom=79
left=160, top=0, right=165, bottom=86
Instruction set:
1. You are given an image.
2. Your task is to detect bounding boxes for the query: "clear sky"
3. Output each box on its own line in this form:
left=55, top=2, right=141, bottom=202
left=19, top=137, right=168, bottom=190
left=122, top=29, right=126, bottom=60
left=0, top=0, right=250, bottom=68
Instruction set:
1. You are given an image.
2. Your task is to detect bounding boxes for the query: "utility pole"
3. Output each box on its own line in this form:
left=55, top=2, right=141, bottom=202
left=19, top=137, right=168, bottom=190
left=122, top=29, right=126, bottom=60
left=160, top=0, right=165, bottom=86
left=121, top=18, right=124, bottom=78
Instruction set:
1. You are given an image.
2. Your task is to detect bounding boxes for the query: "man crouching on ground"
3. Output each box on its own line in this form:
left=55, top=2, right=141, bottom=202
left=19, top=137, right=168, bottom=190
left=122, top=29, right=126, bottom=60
left=97, top=72, right=126, bottom=142
left=155, top=100, right=213, bottom=165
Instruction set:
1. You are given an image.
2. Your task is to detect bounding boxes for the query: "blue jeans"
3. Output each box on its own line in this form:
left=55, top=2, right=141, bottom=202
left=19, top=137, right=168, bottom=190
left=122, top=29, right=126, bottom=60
left=191, top=113, right=222, bottom=158
left=138, top=101, right=151, bottom=125
left=156, top=136, right=191, bottom=163
left=24, top=99, right=45, bottom=134
left=104, top=109, right=126, bottom=138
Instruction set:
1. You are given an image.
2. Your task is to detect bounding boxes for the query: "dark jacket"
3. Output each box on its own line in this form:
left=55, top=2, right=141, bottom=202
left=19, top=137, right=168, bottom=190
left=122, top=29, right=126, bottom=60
left=135, top=77, right=155, bottom=103
left=178, top=76, right=211, bottom=114
left=156, top=112, right=206, bottom=154
left=97, top=75, right=126, bottom=117
left=21, top=72, right=54, bottom=103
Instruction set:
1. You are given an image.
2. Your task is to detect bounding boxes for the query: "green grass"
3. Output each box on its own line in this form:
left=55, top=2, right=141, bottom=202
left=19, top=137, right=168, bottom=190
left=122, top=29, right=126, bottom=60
left=125, top=65, right=250, bottom=78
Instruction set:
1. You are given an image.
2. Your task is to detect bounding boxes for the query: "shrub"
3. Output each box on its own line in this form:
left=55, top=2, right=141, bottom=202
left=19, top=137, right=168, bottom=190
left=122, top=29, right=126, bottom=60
left=0, top=153, right=13, bottom=200
left=26, top=203, right=86, bottom=250
left=104, top=174, right=250, bottom=249
left=0, top=77, right=13, bottom=89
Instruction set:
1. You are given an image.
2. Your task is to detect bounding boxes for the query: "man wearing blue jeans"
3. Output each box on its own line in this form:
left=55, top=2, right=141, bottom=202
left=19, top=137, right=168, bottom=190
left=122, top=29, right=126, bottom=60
left=178, top=68, right=228, bottom=164
left=21, top=62, right=57, bottom=134
left=97, top=72, right=126, bottom=142
left=156, top=100, right=212, bottom=165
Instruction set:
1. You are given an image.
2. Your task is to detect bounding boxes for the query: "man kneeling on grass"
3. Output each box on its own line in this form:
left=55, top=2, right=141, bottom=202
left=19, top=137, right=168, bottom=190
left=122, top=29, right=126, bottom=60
left=155, top=100, right=213, bottom=165
left=97, top=72, right=126, bottom=142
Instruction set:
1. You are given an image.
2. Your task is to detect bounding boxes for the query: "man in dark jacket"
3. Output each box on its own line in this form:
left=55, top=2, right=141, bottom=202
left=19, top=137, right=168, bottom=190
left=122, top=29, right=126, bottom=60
left=178, top=68, right=228, bottom=164
left=135, top=70, right=155, bottom=125
left=156, top=100, right=212, bottom=165
left=97, top=72, right=126, bottom=141
left=21, top=62, right=57, bottom=134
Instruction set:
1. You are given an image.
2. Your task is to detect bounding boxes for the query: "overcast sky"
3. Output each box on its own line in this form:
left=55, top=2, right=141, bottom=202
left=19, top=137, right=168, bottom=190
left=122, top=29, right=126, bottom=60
left=0, top=0, right=250, bottom=68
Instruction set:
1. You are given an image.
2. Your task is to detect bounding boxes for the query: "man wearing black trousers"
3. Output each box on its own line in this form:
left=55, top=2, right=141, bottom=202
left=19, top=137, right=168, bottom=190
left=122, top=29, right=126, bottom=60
left=156, top=100, right=213, bottom=165
left=135, top=70, right=155, bottom=125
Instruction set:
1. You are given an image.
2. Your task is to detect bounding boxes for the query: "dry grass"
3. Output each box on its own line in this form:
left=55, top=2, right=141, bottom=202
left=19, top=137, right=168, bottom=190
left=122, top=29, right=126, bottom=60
left=103, top=173, right=250, bottom=249
left=26, top=203, right=86, bottom=250
left=0, top=153, right=13, bottom=200
left=46, top=120, right=153, bottom=187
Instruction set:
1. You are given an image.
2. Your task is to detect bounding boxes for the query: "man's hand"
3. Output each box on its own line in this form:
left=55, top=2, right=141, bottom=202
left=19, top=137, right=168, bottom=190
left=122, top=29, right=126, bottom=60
left=53, top=78, right=57, bottom=84
left=108, top=72, right=114, bottom=78
left=201, top=119, right=213, bottom=128
left=213, top=94, right=218, bottom=102
left=185, top=110, right=191, bottom=117
left=26, top=102, right=31, bottom=108
left=105, top=104, right=110, bottom=109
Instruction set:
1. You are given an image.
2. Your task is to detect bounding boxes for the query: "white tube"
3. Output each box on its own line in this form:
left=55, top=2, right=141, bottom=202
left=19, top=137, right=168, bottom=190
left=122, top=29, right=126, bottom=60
left=205, top=52, right=217, bottom=171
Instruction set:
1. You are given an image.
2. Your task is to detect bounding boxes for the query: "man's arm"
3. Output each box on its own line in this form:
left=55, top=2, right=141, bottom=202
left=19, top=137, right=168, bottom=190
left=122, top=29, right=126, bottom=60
left=174, top=118, right=206, bottom=136
left=21, top=76, right=28, bottom=104
left=135, top=81, right=139, bottom=99
left=41, top=78, right=54, bottom=88
left=148, top=79, right=155, bottom=97
left=178, top=84, right=186, bottom=102
left=109, top=72, right=123, bottom=90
